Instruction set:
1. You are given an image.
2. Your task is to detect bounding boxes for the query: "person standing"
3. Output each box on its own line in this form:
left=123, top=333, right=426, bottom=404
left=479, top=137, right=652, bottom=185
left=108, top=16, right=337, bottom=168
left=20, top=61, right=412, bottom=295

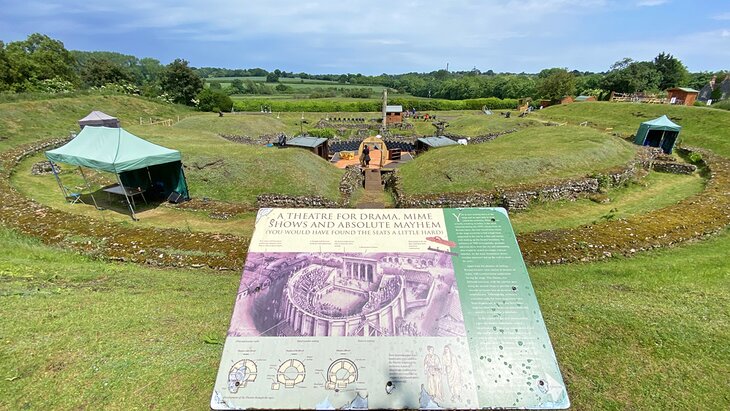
left=363, top=144, right=371, bottom=167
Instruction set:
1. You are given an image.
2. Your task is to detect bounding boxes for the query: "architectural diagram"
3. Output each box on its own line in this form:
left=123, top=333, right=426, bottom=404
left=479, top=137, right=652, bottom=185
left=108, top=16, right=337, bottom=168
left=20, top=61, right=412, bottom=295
left=228, top=252, right=466, bottom=337
left=326, top=359, right=358, bottom=390
left=227, top=359, right=257, bottom=393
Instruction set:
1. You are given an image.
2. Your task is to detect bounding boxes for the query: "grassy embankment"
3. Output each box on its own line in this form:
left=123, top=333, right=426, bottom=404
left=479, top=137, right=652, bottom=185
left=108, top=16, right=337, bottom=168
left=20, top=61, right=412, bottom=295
left=534, top=101, right=730, bottom=157
left=1, top=96, right=346, bottom=236
left=398, top=125, right=637, bottom=195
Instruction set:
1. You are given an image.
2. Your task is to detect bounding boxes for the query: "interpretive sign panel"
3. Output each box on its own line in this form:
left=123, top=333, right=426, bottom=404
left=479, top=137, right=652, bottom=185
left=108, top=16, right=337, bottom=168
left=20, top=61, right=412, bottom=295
left=211, top=208, right=569, bottom=410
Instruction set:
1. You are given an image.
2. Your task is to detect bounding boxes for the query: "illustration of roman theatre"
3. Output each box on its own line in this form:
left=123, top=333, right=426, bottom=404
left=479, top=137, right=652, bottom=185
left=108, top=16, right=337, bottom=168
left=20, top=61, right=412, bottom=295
left=275, top=252, right=463, bottom=337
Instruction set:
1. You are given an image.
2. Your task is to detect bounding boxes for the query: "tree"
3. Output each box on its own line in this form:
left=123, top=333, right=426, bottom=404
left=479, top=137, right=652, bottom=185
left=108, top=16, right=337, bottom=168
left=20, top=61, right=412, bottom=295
left=496, top=75, right=537, bottom=99
left=0, top=41, right=12, bottom=91
left=4, top=33, right=78, bottom=91
left=653, top=52, right=689, bottom=90
left=230, top=78, right=246, bottom=94
left=537, top=68, right=576, bottom=100
left=159, top=59, right=203, bottom=105
left=80, top=57, right=134, bottom=87
left=196, top=88, right=233, bottom=112
left=138, top=57, right=163, bottom=84
left=601, top=60, right=661, bottom=93
left=265, top=71, right=280, bottom=83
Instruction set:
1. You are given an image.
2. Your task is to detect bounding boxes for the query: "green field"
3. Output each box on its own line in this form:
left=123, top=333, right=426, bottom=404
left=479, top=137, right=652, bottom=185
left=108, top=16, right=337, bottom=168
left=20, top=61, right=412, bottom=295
left=398, top=125, right=637, bottom=194
left=1, top=223, right=727, bottom=409
left=1, top=94, right=729, bottom=409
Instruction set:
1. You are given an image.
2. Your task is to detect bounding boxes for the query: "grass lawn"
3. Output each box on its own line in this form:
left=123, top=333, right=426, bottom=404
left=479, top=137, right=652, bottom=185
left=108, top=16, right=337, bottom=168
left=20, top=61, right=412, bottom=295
left=1, top=224, right=727, bottom=409
left=1, top=93, right=729, bottom=409
left=0, top=95, right=194, bottom=153
left=530, top=229, right=730, bottom=409
left=11, top=152, right=258, bottom=237
left=398, top=125, right=637, bottom=195
left=511, top=171, right=706, bottom=233
left=0, top=227, right=237, bottom=409
left=534, top=102, right=730, bottom=157
left=2, top=98, right=346, bottom=208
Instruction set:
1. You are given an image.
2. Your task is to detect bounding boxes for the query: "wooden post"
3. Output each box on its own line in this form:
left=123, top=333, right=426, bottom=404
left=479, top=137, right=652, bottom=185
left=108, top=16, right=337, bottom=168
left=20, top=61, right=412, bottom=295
left=382, top=89, right=388, bottom=133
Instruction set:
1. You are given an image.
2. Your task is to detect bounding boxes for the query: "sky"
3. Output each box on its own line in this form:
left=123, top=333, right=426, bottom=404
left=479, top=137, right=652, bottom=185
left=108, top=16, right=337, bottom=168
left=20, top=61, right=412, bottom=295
left=1, top=0, right=729, bottom=74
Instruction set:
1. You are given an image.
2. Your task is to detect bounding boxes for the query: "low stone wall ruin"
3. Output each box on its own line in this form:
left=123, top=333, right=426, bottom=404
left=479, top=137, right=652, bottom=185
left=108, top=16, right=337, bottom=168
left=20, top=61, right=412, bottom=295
left=651, top=161, right=697, bottom=175
left=386, top=146, right=661, bottom=211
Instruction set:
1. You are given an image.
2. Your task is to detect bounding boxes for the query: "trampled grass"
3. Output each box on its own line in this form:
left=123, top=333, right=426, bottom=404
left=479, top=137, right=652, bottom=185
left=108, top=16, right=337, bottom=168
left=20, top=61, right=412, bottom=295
left=398, top=125, right=637, bottom=194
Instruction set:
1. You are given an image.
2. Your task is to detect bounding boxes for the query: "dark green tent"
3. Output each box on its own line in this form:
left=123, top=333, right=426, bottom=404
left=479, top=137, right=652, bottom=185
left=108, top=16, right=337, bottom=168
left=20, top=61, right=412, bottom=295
left=633, top=115, right=681, bottom=154
left=45, top=126, right=189, bottom=219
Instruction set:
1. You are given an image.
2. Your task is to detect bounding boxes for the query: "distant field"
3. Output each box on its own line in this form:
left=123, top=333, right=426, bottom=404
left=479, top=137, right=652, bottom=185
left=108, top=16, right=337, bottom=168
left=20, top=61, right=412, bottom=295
left=206, top=76, right=341, bottom=84
left=398, top=125, right=637, bottom=194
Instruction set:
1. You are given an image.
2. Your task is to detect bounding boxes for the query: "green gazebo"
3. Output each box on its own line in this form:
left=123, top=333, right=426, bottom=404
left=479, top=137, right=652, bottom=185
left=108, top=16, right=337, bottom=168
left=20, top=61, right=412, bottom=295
left=633, top=115, right=681, bottom=154
left=45, top=126, right=189, bottom=220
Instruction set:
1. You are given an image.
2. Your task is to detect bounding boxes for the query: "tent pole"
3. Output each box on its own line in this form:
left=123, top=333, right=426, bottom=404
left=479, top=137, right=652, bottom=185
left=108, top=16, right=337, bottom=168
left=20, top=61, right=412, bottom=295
left=116, top=174, right=138, bottom=221
left=78, top=166, right=100, bottom=210
left=46, top=154, right=67, bottom=199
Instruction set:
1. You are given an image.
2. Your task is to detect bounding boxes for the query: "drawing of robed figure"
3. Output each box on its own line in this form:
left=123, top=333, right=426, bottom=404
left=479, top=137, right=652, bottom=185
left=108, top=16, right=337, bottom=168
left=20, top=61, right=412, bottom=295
left=424, top=345, right=443, bottom=401
left=442, top=344, right=463, bottom=401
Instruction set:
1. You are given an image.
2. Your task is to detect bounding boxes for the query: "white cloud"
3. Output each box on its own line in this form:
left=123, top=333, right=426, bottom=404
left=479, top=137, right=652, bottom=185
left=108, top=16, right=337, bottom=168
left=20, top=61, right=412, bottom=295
left=713, top=12, right=730, bottom=20
left=637, top=0, right=668, bottom=6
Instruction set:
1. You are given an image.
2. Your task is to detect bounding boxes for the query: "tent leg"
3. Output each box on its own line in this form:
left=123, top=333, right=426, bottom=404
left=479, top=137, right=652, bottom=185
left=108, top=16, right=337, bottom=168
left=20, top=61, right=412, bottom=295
left=116, top=174, right=138, bottom=221
left=78, top=167, right=100, bottom=210
left=46, top=154, right=67, bottom=199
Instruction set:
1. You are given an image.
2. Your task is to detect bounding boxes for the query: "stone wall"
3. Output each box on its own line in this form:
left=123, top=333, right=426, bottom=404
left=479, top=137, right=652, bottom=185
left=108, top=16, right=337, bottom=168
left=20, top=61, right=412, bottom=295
left=31, top=160, right=61, bottom=175
left=651, top=161, right=697, bottom=175
left=258, top=164, right=364, bottom=208
left=256, top=194, right=340, bottom=208
left=386, top=146, right=660, bottom=211
left=339, top=165, right=364, bottom=196
left=219, top=133, right=284, bottom=145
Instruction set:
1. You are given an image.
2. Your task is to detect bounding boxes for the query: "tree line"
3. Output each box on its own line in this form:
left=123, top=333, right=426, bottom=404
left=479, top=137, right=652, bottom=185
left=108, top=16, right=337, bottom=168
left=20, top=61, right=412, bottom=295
left=1, top=33, right=727, bottom=111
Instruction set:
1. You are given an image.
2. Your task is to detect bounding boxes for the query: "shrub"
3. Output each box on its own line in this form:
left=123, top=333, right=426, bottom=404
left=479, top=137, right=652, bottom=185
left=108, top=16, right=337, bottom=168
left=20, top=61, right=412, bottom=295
left=710, top=100, right=730, bottom=111
left=197, top=88, right=233, bottom=112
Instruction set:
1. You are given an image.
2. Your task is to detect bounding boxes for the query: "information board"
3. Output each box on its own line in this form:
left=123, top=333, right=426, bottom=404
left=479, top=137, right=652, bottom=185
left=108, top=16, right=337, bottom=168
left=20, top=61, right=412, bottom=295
left=211, top=208, right=569, bottom=410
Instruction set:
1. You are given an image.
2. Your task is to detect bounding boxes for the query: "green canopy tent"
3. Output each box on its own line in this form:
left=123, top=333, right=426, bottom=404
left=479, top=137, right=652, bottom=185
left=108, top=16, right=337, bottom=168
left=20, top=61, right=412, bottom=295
left=633, top=115, right=682, bottom=154
left=45, top=126, right=189, bottom=220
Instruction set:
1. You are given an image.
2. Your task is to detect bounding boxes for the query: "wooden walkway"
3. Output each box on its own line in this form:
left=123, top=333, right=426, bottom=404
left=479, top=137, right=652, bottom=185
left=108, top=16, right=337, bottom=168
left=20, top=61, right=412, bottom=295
left=356, top=168, right=386, bottom=209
